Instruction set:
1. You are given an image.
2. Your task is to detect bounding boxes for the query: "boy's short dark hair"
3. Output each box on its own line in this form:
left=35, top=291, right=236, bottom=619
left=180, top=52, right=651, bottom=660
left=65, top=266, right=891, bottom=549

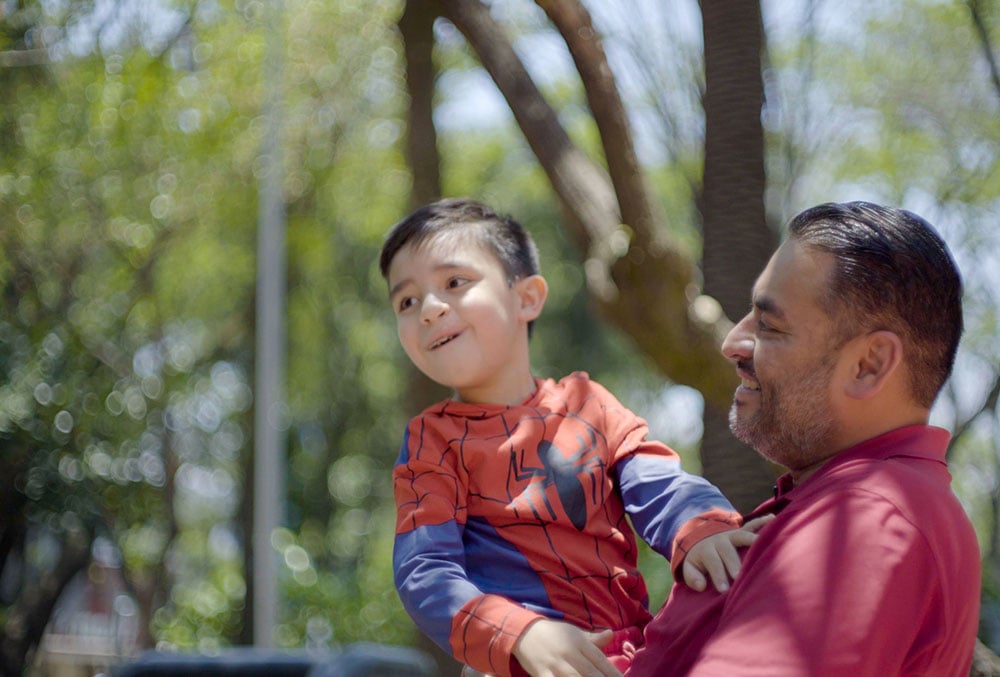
left=379, top=198, right=541, bottom=284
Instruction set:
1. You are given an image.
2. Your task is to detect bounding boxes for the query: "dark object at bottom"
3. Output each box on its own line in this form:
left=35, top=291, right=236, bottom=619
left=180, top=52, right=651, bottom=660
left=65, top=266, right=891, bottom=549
left=111, top=643, right=437, bottom=677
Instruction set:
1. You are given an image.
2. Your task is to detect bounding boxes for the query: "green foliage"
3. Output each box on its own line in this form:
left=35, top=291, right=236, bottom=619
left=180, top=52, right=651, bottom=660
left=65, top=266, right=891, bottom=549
left=2, top=0, right=999, bottom=669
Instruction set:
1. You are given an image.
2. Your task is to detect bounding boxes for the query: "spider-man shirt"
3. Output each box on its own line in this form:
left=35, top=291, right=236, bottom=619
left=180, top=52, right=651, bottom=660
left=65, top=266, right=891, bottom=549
left=393, top=372, right=738, bottom=677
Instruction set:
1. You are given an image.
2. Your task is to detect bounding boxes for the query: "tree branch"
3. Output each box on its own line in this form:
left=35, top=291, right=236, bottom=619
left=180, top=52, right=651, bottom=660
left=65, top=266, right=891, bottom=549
left=434, top=0, right=736, bottom=409
left=535, top=0, right=660, bottom=247
left=435, top=0, right=620, bottom=254
left=967, top=0, right=1000, bottom=105
left=948, top=369, right=1000, bottom=454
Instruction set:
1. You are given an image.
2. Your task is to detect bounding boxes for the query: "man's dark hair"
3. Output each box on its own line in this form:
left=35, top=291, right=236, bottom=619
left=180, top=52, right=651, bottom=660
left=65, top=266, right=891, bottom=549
left=379, top=197, right=540, bottom=283
left=788, top=201, right=963, bottom=408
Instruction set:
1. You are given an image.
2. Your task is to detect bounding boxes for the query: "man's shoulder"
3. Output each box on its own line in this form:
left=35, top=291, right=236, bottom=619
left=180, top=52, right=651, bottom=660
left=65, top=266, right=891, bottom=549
left=823, top=447, right=947, bottom=497
left=808, top=429, right=950, bottom=498
left=804, top=455, right=944, bottom=512
left=794, top=451, right=976, bottom=551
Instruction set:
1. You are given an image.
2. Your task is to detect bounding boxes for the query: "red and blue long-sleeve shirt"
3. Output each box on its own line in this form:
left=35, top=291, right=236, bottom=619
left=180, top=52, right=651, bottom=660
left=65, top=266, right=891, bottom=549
left=393, top=372, right=738, bottom=676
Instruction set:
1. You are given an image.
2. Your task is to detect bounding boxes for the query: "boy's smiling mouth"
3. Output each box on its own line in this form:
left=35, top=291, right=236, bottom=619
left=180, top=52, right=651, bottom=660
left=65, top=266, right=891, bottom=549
left=429, top=333, right=460, bottom=350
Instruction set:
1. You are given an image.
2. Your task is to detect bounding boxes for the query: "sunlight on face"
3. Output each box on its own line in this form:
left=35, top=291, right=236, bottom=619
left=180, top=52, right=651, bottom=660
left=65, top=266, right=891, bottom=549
left=724, top=240, right=842, bottom=472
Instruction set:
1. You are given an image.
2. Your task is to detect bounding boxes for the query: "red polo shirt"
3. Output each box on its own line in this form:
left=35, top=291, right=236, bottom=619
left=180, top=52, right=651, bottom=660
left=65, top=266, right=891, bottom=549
left=626, top=425, right=981, bottom=676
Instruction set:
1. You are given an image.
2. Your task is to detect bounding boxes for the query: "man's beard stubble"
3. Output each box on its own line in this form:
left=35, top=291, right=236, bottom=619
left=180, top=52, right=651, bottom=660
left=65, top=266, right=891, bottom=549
left=728, top=364, right=837, bottom=474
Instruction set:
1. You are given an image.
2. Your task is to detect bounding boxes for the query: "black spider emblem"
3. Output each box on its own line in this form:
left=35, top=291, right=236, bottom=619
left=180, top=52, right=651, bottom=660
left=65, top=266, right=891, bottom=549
left=508, top=428, right=606, bottom=530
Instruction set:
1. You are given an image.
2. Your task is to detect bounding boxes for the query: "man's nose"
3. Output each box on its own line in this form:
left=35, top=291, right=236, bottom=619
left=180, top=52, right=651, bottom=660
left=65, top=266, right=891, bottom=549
left=721, top=314, right=754, bottom=362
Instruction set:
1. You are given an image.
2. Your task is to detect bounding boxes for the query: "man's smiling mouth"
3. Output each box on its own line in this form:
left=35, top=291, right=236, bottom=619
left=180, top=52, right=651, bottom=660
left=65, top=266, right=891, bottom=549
left=736, top=361, right=760, bottom=390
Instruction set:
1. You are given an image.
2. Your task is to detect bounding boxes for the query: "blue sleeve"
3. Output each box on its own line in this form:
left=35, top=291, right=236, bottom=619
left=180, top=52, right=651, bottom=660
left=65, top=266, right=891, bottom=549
left=618, top=454, right=735, bottom=559
left=393, top=520, right=481, bottom=654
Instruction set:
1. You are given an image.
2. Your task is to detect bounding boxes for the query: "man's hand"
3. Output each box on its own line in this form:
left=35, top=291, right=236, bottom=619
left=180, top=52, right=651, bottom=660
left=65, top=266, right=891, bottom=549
left=512, top=618, right=623, bottom=677
left=682, top=515, right=775, bottom=592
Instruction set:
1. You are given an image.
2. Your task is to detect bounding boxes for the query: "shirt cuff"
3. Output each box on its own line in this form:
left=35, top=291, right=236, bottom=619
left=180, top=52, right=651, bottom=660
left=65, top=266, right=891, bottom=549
left=452, top=595, right=545, bottom=677
left=670, top=508, right=743, bottom=580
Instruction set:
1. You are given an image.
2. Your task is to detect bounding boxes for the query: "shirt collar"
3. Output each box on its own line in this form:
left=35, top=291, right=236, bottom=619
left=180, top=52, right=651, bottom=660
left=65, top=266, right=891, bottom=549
left=744, top=425, right=951, bottom=520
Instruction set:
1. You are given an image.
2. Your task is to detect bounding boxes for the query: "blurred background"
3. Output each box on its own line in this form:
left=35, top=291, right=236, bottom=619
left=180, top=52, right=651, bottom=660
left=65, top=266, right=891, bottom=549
left=1, top=0, right=998, bottom=675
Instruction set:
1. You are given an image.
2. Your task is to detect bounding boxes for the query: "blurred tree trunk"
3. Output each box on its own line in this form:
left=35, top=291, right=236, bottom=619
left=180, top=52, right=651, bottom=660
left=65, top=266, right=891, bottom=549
left=400, top=0, right=442, bottom=212
left=119, top=420, right=178, bottom=650
left=398, top=0, right=454, bottom=414
left=697, top=0, right=776, bottom=511
left=397, top=3, right=461, bottom=675
left=240, top=403, right=257, bottom=645
left=118, top=253, right=182, bottom=649
left=0, top=516, right=92, bottom=677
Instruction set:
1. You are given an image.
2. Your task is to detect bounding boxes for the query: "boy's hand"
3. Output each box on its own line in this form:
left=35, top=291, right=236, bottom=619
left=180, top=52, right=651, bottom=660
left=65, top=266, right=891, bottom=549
left=512, top=618, right=623, bottom=677
left=682, top=515, right=775, bottom=593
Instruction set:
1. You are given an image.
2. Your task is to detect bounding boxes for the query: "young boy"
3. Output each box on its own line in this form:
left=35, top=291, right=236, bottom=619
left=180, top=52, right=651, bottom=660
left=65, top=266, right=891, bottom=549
left=380, top=198, right=757, bottom=677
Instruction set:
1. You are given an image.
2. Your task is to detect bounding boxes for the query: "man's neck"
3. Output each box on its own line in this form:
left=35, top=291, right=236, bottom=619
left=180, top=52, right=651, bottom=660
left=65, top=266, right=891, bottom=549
left=788, top=413, right=931, bottom=485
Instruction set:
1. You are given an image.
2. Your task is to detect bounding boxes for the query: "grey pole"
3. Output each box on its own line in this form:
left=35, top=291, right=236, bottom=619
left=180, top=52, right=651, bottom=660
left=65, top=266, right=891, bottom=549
left=254, top=0, right=286, bottom=648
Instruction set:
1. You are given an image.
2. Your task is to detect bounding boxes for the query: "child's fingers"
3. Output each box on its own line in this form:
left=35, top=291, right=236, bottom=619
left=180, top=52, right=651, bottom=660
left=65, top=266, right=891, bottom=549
left=726, top=529, right=760, bottom=549
left=582, top=629, right=623, bottom=676
left=585, top=628, right=614, bottom=649
left=717, top=541, right=743, bottom=586
left=708, top=563, right=732, bottom=592
left=742, top=514, right=777, bottom=533
left=693, top=549, right=732, bottom=593
left=682, top=559, right=709, bottom=592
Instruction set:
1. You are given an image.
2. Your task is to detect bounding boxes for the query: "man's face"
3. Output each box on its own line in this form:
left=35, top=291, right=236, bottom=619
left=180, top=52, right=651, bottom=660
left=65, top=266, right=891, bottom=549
left=721, top=240, right=846, bottom=476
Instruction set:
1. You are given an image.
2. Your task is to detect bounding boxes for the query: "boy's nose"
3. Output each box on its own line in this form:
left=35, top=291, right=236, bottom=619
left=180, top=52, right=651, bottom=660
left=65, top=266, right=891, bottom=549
left=721, top=314, right=754, bottom=363
left=419, top=293, right=449, bottom=324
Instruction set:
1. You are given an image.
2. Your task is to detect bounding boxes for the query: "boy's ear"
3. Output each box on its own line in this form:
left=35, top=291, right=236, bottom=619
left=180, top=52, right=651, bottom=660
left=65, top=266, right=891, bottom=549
left=515, top=274, right=548, bottom=323
left=843, top=330, right=903, bottom=400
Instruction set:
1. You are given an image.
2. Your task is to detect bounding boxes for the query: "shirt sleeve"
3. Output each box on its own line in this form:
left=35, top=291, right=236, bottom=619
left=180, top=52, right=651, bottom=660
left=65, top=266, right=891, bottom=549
left=393, top=524, right=541, bottom=676
left=591, top=378, right=739, bottom=574
left=617, top=450, right=739, bottom=573
left=392, top=422, right=541, bottom=677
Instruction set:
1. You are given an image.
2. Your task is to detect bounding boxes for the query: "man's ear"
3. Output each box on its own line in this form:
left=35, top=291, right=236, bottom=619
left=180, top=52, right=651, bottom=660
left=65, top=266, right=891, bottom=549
left=844, top=330, right=903, bottom=400
left=516, top=274, right=548, bottom=323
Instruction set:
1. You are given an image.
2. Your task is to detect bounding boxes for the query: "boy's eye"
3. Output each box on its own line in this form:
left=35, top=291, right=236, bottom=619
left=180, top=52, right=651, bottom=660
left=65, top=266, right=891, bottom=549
left=446, top=276, right=469, bottom=289
left=397, top=296, right=416, bottom=312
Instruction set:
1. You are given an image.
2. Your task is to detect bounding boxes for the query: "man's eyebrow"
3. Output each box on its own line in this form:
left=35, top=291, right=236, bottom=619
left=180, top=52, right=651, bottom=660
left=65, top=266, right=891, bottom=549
left=753, top=295, right=786, bottom=320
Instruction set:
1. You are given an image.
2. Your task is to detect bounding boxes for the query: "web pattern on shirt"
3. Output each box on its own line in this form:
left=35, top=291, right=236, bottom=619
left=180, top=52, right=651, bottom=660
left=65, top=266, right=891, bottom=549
left=396, top=381, right=647, bottom=634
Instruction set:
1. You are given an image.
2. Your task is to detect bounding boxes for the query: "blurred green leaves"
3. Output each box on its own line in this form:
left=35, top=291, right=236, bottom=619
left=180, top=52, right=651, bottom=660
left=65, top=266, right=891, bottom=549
left=2, top=0, right=1000, bottom=669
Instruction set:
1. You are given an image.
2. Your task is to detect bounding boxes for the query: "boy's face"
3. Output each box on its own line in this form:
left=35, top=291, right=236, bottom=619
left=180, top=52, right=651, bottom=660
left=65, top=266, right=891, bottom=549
left=386, top=233, right=545, bottom=404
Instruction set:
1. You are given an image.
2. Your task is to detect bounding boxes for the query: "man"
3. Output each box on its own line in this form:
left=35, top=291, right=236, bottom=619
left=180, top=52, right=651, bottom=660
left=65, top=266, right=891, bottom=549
left=626, top=202, right=981, bottom=676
